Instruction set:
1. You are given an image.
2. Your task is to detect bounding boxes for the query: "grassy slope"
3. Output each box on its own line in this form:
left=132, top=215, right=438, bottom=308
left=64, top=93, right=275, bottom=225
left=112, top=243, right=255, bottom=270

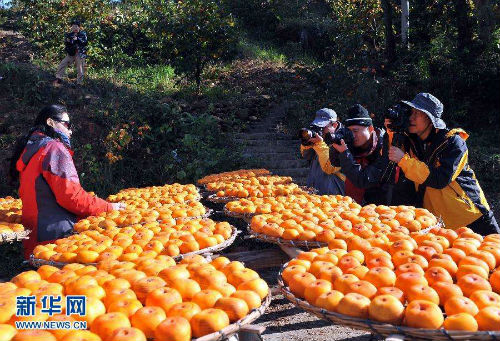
left=0, top=24, right=312, bottom=197
left=1, top=20, right=498, bottom=219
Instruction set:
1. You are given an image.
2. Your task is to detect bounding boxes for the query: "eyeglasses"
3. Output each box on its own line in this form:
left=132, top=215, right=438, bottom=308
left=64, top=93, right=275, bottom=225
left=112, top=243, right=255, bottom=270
left=54, top=119, right=72, bottom=130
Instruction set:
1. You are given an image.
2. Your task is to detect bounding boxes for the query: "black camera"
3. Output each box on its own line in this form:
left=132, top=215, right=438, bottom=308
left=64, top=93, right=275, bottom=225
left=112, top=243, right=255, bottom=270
left=324, top=126, right=355, bottom=146
left=299, top=125, right=323, bottom=145
left=385, top=103, right=411, bottom=133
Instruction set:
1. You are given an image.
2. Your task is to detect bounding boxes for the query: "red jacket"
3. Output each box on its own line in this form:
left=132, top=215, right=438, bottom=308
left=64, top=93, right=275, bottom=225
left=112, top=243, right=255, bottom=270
left=16, top=132, right=112, bottom=258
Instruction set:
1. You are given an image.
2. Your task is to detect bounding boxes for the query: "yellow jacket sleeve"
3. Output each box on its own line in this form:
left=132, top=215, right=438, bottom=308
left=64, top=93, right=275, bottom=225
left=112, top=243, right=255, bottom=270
left=398, top=153, right=431, bottom=185
left=300, top=144, right=313, bottom=157
left=312, top=141, right=342, bottom=175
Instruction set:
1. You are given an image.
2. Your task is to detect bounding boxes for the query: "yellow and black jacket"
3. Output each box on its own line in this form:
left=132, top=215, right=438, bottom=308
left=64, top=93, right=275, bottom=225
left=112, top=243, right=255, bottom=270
left=301, top=140, right=346, bottom=195
left=398, top=128, right=491, bottom=229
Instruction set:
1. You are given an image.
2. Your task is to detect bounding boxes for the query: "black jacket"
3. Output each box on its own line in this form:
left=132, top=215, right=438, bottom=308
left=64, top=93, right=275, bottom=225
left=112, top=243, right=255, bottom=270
left=330, top=128, right=417, bottom=206
left=65, top=31, right=88, bottom=58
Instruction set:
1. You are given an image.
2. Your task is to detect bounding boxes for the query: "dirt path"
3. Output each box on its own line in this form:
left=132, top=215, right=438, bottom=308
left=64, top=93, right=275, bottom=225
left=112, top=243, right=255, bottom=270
left=256, top=294, right=372, bottom=341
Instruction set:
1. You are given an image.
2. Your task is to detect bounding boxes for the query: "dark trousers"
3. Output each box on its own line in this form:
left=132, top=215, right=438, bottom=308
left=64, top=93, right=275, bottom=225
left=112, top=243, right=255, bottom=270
left=468, top=210, right=500, bottom=236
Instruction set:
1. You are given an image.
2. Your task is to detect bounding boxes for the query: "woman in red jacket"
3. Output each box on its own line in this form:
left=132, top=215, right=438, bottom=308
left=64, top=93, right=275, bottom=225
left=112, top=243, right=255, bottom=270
left=9, top=105, right=124, bottom=258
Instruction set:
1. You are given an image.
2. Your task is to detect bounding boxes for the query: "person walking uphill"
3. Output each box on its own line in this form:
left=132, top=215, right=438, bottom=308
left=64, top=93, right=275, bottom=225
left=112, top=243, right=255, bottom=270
left=388, top=93, right=499, bottom=235
left=55, top=20, right=87, bottom=86
left=9, top=105, right=124, bottom=259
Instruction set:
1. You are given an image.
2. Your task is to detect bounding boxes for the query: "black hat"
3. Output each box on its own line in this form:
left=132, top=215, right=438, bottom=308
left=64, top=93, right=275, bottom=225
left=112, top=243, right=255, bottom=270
left=344, top=104, right=372, bottom=127
left=70, top=19, right=81, bottom=27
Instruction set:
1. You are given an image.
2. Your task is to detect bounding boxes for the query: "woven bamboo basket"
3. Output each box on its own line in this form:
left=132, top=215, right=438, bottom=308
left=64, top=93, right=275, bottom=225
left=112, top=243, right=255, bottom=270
left=246, top=217, right=443, bottom=250
left=169, top=208, right=213, bottom=221
left=30, top=226, right=240, bottom=268
left=0, top=230, right=30, bottom=243
left=207, top=186, right=318, bottom=205
left=222, top=207, right=255, bottom=223
left=277, top=262, right=500, bottom=341
left=72, top=209, right=214, bottom=235
left=207, top=194, right=243, bottom=204
left=246, top=223, right=328, bottom=249
left=190, top=293, right=271, bottom=341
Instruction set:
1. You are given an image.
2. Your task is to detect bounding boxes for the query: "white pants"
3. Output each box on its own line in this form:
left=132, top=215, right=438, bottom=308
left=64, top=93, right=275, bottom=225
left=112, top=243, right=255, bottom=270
left=55, top=54, right=85, bottom=84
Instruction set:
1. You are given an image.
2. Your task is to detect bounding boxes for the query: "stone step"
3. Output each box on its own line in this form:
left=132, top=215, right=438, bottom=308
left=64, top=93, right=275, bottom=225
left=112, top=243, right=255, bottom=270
left=244, top=144, right=300, bottom=154
left=234, top=132, right=294, bottom=141
left=244, top=148, right=298, bottom=156
left=269, top=168, right=310, bottom=177
left=247, top=126, right=281, bottom=133
left=293, top=176, right=308, bottom=185
left=248, top=120, right=283, bottom=128
left=244, top=154, right=304, bottom=163
left=236, top=139, right=299, bottom=147
left=257, top=159, right=309, bottom=169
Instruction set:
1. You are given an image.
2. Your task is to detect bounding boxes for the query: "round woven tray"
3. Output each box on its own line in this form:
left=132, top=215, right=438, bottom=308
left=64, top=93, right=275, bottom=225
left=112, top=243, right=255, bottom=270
left=191, top=292, right=271, bottom=341
left=206, top=186, right=318, bottom=204
left=246, top=219, right=442, bottom=250
left=169, top=208, right=213, bottom=222
left=223, top=207, right=255, bottom=223
left=0, top=230, right=30, bottom=243
left=30, top=226, right=240, bottom=268
left=277, top=262, right=500, bottom=341
left=207, top=194, right=243, bottom=204
left=246, top=224, right=328, bottom=250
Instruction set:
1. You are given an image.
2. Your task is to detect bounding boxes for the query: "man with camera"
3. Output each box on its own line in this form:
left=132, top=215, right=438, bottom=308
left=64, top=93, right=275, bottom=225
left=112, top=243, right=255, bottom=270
left=388, top=93, right=499, bottom=235
left=55, top=20, right=87, bottom=86
left=300, top=108, right=345, bottom=195
left=329, top=104, right=416, bottom=205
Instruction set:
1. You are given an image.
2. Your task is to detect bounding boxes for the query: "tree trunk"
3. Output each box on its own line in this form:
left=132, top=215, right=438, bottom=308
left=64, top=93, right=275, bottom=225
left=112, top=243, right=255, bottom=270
left=381, top=0, right=396, bottom=63
left=474, top=0, right=495, bottom=48
left=453, top=0, right=473, bottom=55
left=410, top=0, right=431, bottom=47
left=401, top=0, right=409, bottom=49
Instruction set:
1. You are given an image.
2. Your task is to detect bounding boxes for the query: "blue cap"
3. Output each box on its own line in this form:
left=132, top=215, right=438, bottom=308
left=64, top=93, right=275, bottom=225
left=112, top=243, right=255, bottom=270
left=311, top=108, right=337, bottom=127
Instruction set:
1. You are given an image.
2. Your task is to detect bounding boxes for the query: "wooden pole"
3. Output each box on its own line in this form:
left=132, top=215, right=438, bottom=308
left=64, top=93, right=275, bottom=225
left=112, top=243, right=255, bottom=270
left=401, top=0, right=409, bottom=49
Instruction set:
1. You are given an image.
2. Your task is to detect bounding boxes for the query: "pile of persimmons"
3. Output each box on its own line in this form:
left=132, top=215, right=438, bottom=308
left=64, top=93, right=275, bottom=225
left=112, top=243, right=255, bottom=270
left=205, top=175, right=293, bottom=192
left=226, top=194, right=350, bottom=216
left=33, top=218, right=234, bottom=263
left=281, top=226, right=500, bottom=331
left=0, top=198, right=24, bottom=237
left=197, top=169, right=270, bottom=185
left=250, top=202, right=439, bottom=242
left=0, top=254, right=269, bottom=341
left=107, top=184, right=201, bottom=209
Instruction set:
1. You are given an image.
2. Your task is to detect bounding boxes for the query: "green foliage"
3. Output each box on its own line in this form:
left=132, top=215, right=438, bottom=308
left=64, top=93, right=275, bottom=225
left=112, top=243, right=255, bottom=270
left=13, top=0, right=111, bottom=61
left=12, top=0, right=239, bottom=86
left=325, top=0, right=384, bottom=62
left=155, top=0, right=238, bottom=88
left=0, top=61, right=244, bottom=198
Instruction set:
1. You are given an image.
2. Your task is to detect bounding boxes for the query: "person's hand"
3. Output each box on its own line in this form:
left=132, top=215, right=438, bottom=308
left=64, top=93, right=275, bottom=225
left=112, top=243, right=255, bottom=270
left=308, top=133, right=323, bottom=145
left=384, top=118, right=392, bottom=131
left=332, top=139, right=348, bottom=153
left=111, top=202, right=126, bottom=211
left=389, top=146, right=405, bottom=162
left=73, top=36, right=78, bottom=40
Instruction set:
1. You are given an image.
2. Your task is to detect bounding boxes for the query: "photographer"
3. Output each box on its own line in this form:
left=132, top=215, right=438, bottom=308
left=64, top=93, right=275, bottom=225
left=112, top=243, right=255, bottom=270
left=300, top=108, right=345, bottom=195
left=329, top=104, right=416, bottom=205
left=388, top=93, right=499, bottom=235
left=55, top=20, right=87, bottom=86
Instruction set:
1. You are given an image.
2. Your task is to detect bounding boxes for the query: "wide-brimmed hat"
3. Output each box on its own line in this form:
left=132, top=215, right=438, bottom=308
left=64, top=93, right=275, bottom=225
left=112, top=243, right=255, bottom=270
left=344, top=104, right=372, bottom=127
left=402, top=93, right=446, bottom=129
left=311, top=108, right=337, bottom=127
